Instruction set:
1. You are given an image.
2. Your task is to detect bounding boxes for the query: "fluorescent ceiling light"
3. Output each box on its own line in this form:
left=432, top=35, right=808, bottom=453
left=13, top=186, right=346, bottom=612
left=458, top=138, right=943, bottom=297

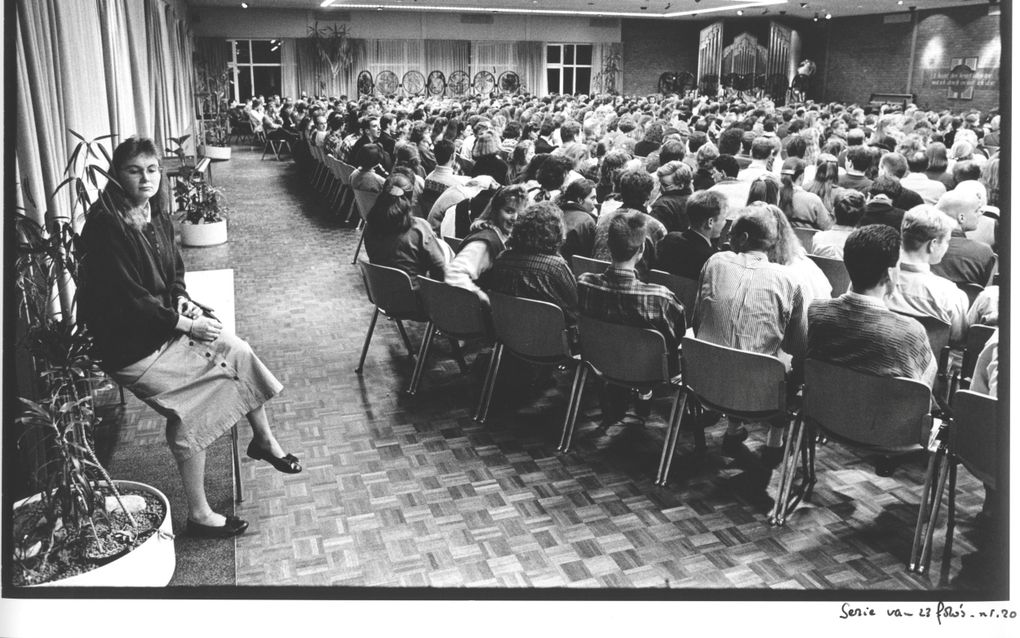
left=328, top=1, right=784, bottom=19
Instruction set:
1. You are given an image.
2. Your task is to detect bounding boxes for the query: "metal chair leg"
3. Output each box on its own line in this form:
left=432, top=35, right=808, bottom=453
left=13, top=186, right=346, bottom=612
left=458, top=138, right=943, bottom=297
left=917, top=451, right=952, bottom=573
left=475, top=342, right=503, bottom=423
left=770, top=412, right=806, bottom=526
left=230, top=424, right=244, bottom=503
left=937, top=463, right=959, bottom=586
left=355, top=307, right=380, bottom=374
left=394, top=320, right=415, bottom=359
left=910, top=446, right=944, bottom=571
left=351, top=220, right=366, bottom=264
left=558, top=364, right=589, bottom=453
left=656, top=389, right=688, bottom=486
left=407, top=322, right=436, bottom=396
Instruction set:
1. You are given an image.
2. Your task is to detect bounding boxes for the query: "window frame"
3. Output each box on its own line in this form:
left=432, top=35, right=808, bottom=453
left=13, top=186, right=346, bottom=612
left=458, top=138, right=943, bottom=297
left=546, top=43, right=593, bottom=95
left=228, top=39, right=283, bottom=102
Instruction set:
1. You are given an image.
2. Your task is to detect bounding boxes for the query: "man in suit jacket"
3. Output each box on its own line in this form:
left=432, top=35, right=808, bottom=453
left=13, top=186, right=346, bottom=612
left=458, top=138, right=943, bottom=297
left=656, top=190, right=726, bottom=280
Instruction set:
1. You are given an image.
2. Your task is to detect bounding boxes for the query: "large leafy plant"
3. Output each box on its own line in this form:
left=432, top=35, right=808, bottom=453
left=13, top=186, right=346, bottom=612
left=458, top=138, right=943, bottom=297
left=12, top=131, right=140, bottom=585
left=174, top=171, right=229, bottom=224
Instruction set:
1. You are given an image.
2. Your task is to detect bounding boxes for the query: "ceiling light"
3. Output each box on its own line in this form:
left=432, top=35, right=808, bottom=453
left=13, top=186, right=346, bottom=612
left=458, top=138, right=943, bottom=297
left=737, top=9, right=743, bottom=15
left=813, top=13, right=819, bottom=21
left=320, top=0, right=334, bottom=7
left=825, top=13, right=832, bottom=19
left=800, top=2, right=808, bottom=7
left=898, top=1, right=904, bottom=4
left=240, top=2, right=248, bottom=7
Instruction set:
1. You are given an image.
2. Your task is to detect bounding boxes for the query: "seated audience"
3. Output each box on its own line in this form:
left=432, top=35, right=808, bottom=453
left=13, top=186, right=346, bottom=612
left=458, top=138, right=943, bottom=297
left=363, top=173, right=450, bottom=285
left=884, top=205, right=969, bottom=343
left=487, top=201, right=578, bottom=324
left=557, top=178, right=598, bottom=262
left=593, top=169, right=666, bottom=270
left=694, top=206, right=808, bottom=466
left=649, top=161, right=694, bottom=232
left=858, top=176, right=907, bottom=230
left=807, top=224, right=935, bottom=387
left=778, top=157, right=832, bottom=230
left=811, top=189, right=865, bottom=259
left=930, top=188, right=996, bottom=287
left=350, top=144, right=388, bottom=193
left=470, top=131, right=510, bottom=185
left=445, top=184, right=528, bottom=303
left=969, top=328, right=999, bottom=397
left=656, top=190, right=726, bottom=280
left=577, top=213, right=686, bottom=425
left=762, top=203, right=832, bottom=300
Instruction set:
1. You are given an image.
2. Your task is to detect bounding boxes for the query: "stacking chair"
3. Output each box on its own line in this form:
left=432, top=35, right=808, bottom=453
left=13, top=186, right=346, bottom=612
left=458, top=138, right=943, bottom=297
left=409, top=277, right=493, bottom=396
left=350, top=189, right=380, bottom=264
left=559, top=316, right=686, bottom=463
left=770, top=359, right=934, bottom=529
left=261, top=134, right=293, bottom=161
left=910, top=390, right=999, bottom=574
left=958, top=282, right=984, bottom=308
left=807, top=255, right=851, bottom=298
left=355, top=262, right=428, bottom=374
left=335, top=158, right=358, bottom=223
left=476, top=293, right=580, bottom=424
left=950, top=324, right=995, bottom=396
left=648, top=269, right=699, bottom=326
left=570, top=255, right=611, bottom=279
left=657, top=337, right=791, bottom=486
left=792, top=227, right=819, bottom=252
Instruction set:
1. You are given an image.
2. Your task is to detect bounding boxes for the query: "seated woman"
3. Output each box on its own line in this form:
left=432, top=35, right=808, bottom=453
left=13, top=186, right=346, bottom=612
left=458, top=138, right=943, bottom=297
left=804, top=153, right=842, bottom=213
left=444, top=184, right=529, bottom=303
left=364, top=172, right=450, bottom=285
left=759, top=202, right=833, bottom=300
left=350, top=144, right=388, bottom=193
left=812, top=189, right=865, bottom=259
left=779, top=157, right=833, bottom=230
left=487, top=201, right=579, bottom=325
left=747, top=174, right=781, bottom=206
left=508, top=140, right=536, bottom=184
left=79, top=137, right=300, bottom=540
left=470, top=132, right=510, bottom=186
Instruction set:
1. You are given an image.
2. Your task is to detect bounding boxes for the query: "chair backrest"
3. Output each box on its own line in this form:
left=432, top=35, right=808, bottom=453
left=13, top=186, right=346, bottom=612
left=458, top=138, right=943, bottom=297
left=952, top=390, right=999, bottom=487
left=909, top=315, right=952, bottom=357
left=793, top=227, right=819, bottom=251
left=335, top=159, right=355, bottom=184
left=489, top=293, right=572, bottom=361
left=416, top=276, right=491, bottom=339
left=958, top=282, right=984, bottom=308
left=570, top=255, right=611, bottom=279
left=577, top=315, right=669, bottom=385
left=352, top=189, right=380, bottom=222
left=442, top=236, right=463, bottom=253
left=326, top=155, right=343, bottom=179
left=959, top=323, right=996, bottom=384
left=807, top=254, right=851, bottom=298
left=647, top=269, right=699, bottom=325
left=680, top=337, right=788, bottom=416
left=803, top=359, right=932, bottom=452
left=358, top=261, right=425, bottom=321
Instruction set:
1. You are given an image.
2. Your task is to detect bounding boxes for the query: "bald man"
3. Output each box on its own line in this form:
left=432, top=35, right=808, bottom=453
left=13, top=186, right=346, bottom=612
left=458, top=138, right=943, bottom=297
left=931, top=188, right=996, bottom=287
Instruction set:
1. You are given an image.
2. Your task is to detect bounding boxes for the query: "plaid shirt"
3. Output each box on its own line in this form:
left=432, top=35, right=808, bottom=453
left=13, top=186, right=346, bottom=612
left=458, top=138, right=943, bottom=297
left=577, top=266, right=686, bottom=352
left=487, top=250, right=579, bottom=324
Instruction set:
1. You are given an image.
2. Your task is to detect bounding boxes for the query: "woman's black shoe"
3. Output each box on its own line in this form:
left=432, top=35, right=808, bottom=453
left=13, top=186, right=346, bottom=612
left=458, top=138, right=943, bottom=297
left=186, top=515, right=249, bottom=539
left=246, top=440, right=302, bottom=474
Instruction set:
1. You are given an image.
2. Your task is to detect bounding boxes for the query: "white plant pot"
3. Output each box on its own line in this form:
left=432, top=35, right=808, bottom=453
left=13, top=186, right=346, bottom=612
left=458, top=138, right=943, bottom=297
left=180, top=219, right=228, bottom=247
left=200, top=145, right=231, bottom=161
left=17, top=480, right=176, bottom=587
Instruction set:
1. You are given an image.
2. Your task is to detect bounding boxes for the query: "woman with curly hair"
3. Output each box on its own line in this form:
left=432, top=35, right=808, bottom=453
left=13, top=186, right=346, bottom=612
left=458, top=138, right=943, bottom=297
left=487, top=201, right=578, bottom=324
left=445, top=184, right=529, bottom=303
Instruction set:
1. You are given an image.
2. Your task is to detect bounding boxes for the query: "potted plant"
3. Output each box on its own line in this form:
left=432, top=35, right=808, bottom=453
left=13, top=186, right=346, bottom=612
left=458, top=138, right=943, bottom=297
left=198, top=69, right=233, bottom=161
left=174, top=169, right=229, bottom=247
left=10, top=131, right=176, bottom=586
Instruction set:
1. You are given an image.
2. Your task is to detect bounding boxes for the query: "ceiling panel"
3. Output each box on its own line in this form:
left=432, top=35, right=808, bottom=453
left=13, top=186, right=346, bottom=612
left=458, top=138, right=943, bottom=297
left=186, top=0, right=992, bottom=21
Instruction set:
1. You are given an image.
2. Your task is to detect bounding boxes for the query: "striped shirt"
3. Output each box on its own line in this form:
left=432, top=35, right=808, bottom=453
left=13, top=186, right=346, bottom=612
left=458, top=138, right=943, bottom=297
left=577, top=266, right=686, bottom=352
left=694, top=250, right=808, bottom=358
left=808, top=292, right=936, bottom=387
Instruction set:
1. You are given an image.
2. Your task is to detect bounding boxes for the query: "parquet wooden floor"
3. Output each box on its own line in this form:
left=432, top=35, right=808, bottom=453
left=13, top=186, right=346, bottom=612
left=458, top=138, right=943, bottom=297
left=113, top=148, right=1001, bottom=592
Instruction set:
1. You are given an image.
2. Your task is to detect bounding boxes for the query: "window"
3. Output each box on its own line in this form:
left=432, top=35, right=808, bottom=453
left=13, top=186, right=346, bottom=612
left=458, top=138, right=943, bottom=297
left=546, top=44, right=593, bottom=95
left=229, top=39, right=282, bottom=102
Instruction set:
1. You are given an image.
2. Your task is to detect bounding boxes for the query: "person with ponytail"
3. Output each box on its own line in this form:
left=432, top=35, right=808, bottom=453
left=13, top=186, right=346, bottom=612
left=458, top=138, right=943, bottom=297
left=778, top=156, right=833, bottom=230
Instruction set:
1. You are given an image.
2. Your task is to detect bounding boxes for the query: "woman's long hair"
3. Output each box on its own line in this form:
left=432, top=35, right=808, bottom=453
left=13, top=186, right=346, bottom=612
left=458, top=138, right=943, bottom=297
left=365, top=172, right=417, bottom=237
left=778, top=157, right=805, bottom=219
left=472, top=184, right=528, bottom=234
left=805, top=154, right=840, bottom=211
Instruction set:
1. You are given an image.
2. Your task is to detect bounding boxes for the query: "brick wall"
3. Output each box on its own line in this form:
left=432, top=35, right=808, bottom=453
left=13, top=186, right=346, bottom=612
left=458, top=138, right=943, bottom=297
left=824, top=5, right=1000, bottom=112
left=621, top=19, right=700, bottom=95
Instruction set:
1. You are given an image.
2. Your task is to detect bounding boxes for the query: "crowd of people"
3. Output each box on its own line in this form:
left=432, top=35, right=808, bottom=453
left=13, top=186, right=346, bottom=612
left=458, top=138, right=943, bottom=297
left=253, top=86, right=1000, bottom=500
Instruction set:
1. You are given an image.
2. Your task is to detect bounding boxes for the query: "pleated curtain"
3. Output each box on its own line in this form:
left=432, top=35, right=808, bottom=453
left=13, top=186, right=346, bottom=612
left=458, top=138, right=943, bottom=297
left=15, top=0, right=196, bottom=228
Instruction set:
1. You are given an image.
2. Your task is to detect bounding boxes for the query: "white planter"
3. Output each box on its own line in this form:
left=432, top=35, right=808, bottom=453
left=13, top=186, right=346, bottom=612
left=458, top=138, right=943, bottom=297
left=17, top=480, right=176, bottom=587
left=200, top=145, right=231, bottom=161
left=180, top=219, right=228, bottom=247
